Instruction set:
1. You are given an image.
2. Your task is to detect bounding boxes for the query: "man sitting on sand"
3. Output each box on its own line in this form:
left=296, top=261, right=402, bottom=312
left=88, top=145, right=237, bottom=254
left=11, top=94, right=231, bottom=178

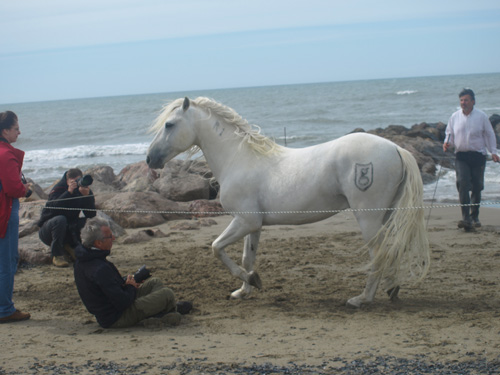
left=73, top=216, right=192, bottom=328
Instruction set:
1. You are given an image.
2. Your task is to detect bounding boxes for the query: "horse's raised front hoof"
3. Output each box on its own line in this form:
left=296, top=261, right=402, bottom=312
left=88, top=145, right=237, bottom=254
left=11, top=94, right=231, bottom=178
left=387, top=286, right=400, bottom=302
left=248, top=271, right=262, bottom=289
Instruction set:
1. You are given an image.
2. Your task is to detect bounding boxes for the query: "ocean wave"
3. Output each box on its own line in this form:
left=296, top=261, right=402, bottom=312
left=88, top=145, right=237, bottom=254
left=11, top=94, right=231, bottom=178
left=24, top=143, right=149, bottom=162
left=396, top=90, right=418, bottom=95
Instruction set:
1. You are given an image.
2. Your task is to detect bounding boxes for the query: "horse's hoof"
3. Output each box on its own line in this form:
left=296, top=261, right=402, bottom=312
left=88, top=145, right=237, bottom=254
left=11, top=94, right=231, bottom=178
left=248, top=271, right=262, bottom=289
left=230, top=290, right=245, bottom=299
left=346, top=298, right=361, bottom=309
left=387, top=286, right=400, bottom=301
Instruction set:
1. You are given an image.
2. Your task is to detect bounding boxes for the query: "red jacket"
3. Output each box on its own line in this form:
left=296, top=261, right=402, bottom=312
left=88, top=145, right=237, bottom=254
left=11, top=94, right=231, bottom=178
left=0, top=140, right=27, bottom=238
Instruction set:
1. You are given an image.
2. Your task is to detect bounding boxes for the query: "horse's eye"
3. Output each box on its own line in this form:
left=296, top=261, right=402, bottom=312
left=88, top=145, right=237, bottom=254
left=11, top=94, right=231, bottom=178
left=165, top=122, right=174, bottom=129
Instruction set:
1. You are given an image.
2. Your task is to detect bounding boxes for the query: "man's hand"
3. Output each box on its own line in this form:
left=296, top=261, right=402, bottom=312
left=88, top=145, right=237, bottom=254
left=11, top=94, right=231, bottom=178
left=492, top=154, right=500, bottom=163
left=124, top=275, right=140, bottom=289
left=79, top=186, right=90, bottom=196
left=68, top=179, right=78, bottom=193
left=443, top=143, right=451, bottom=152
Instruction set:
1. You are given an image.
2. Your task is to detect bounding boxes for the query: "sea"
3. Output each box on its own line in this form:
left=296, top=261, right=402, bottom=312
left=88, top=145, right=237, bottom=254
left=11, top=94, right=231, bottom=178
left=2, top=73, right=500, bottom=204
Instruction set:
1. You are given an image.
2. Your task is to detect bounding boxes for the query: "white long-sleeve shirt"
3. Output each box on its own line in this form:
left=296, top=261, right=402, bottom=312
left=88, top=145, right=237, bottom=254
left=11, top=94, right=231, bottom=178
left=445, top=108, right=498, bottom=155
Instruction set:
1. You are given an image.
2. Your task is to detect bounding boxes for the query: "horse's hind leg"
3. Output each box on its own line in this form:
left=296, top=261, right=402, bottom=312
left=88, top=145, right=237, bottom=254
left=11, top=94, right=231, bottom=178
left=348, top=274, right=399, bottom=306
left=347, top=211, right=385, bottom=308
left=346, top=263, right=381, bottom=308
left=231, top=230, right=261, bottom=299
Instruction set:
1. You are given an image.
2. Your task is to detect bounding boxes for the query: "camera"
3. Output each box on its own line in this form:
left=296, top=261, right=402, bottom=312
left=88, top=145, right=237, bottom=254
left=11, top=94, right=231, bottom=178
left=76, top=174, right=93, bottom=187
left=133, top=265, right=151, bottom=283
left=20, top=173, right=32, bottom=198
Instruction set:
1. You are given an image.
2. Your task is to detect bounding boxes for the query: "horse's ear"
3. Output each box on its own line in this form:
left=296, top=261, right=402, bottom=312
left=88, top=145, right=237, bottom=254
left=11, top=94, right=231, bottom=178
left=183, top=97, right=190, bottom=111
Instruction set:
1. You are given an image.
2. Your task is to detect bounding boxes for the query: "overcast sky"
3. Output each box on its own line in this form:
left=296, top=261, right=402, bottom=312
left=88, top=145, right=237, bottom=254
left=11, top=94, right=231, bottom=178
left=1, top=0, right=499, bottom=104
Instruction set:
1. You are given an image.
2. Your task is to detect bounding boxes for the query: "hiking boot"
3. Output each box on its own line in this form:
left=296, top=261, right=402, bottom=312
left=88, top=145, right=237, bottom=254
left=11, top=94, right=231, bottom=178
left=161, top=312, right=182, bottom=326
left=52, top=256, right=69, bottom=267
left=0, top=310, right=31, bottom=324
left=176, top=301, right=193, bottom=315
left=472, top=218, right=481, bottom=228
left=457, top=220, right=475, bottom=232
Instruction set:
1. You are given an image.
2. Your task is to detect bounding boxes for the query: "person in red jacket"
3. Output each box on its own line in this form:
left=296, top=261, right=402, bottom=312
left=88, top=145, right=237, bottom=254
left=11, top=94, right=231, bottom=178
left=0, top=111, right=31, bottom=324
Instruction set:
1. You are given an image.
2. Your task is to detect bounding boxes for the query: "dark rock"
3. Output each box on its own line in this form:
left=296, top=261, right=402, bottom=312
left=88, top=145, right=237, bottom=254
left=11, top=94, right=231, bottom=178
left=490, top=113, right=500, bottom=129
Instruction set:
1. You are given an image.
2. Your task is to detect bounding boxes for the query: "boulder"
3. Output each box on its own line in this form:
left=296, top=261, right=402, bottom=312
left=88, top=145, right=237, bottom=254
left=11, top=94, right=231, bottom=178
left=19, top=248, right=51, bottom=265
left=188, top=199, right=224, bottom=218
left=82, top=165, right=120, bottom=193
left=22, top=179, right=48, bottom=201
left=95, top=191, right=189, bottom=228
left=96, top=211, right=127, bottom=238
left=170, top=221, right=201, bottom=230
left=154, top=173, right=210, bottom=202
left=120, top=228, right=169, bottom=244
left=117, top=161, right=157, bottom=192
left=18, top=200, right=44, bottom=238
left=151, top=159, right=217, bottom=201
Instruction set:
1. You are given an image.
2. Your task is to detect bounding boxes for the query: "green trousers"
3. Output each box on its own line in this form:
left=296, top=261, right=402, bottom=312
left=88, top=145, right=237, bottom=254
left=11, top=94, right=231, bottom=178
left=111, top=277, right=176, bottom=328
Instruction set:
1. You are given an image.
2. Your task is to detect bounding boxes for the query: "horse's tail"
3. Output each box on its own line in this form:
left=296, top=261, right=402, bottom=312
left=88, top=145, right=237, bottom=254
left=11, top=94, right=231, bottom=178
left=368, top=146, right=430, bottom=289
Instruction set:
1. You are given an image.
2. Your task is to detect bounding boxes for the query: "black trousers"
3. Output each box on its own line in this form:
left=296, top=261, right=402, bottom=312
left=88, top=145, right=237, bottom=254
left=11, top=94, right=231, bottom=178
left=39, top=216, right=86, bottom=257
left=455, top=152, right=486, bottom=221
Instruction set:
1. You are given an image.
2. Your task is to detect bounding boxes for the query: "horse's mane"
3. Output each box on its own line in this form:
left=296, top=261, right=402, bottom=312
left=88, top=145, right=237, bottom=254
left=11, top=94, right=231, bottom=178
left=150, top=97, right=282, bottom=156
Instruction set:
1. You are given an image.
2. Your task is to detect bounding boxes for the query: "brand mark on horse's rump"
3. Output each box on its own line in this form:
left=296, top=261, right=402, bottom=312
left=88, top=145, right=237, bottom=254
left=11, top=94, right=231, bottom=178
left=355, top=163, right=373, bottom=191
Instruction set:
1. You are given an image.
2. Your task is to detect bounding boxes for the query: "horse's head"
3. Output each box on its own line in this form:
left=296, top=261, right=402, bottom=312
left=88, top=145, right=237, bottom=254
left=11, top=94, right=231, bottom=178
left=146, top=97, right=197, bottom=169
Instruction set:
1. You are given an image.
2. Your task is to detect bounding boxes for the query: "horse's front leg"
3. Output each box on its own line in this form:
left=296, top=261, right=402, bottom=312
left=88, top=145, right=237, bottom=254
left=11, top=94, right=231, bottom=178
left=231, top=230, right=262, bottom=299
left=211, top=216, right=262, bottom=297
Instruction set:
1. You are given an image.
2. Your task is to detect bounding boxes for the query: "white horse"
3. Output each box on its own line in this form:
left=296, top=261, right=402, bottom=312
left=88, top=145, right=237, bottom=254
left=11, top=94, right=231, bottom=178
left=146, top=97, right=430, bottom=308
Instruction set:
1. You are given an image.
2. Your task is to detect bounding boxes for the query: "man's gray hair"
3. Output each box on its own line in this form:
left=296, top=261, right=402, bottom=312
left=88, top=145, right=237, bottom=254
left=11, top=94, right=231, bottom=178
left=81, top=216, right=110, bottom=247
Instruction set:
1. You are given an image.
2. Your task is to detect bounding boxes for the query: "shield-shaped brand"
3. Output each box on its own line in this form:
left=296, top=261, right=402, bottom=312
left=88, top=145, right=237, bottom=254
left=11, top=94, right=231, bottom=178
left=355, top=163, right=373, bottom=191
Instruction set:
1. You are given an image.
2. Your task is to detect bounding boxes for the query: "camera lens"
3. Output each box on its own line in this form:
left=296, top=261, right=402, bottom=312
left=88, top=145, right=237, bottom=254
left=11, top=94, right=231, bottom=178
left=78, top=175, right=93, bottom=187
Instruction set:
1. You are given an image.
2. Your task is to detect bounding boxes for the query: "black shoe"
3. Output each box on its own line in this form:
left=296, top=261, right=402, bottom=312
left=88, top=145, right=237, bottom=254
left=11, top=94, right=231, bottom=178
left=458, top=220, right=475, bottom=232
left=176, top=301, right=193, bottom=315
left=472, top=218, right=481, bottom=228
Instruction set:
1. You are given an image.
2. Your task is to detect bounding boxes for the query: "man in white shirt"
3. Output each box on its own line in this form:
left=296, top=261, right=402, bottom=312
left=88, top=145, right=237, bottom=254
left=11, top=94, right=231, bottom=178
left=443, top=88, right=499, bottom=231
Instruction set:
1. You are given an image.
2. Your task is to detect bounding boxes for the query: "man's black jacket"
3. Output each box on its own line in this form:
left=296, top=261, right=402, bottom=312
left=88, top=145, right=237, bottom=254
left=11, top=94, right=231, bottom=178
left=73, top=244, right=136, bottom=328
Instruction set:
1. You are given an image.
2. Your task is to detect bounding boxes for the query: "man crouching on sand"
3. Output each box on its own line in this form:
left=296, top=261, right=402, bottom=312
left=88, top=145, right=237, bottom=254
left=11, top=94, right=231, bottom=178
left=73, top=216, right=192, bottom=328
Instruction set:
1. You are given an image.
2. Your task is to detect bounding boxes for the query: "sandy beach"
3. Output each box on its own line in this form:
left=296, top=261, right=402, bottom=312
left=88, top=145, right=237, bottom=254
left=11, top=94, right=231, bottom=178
left=1, top=205, right=499, bottom=374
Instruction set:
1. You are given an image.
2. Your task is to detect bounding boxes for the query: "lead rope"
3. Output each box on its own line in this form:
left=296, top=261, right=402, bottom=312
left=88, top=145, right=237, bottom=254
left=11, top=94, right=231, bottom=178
left=426, top=162, right=444, bottom=229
